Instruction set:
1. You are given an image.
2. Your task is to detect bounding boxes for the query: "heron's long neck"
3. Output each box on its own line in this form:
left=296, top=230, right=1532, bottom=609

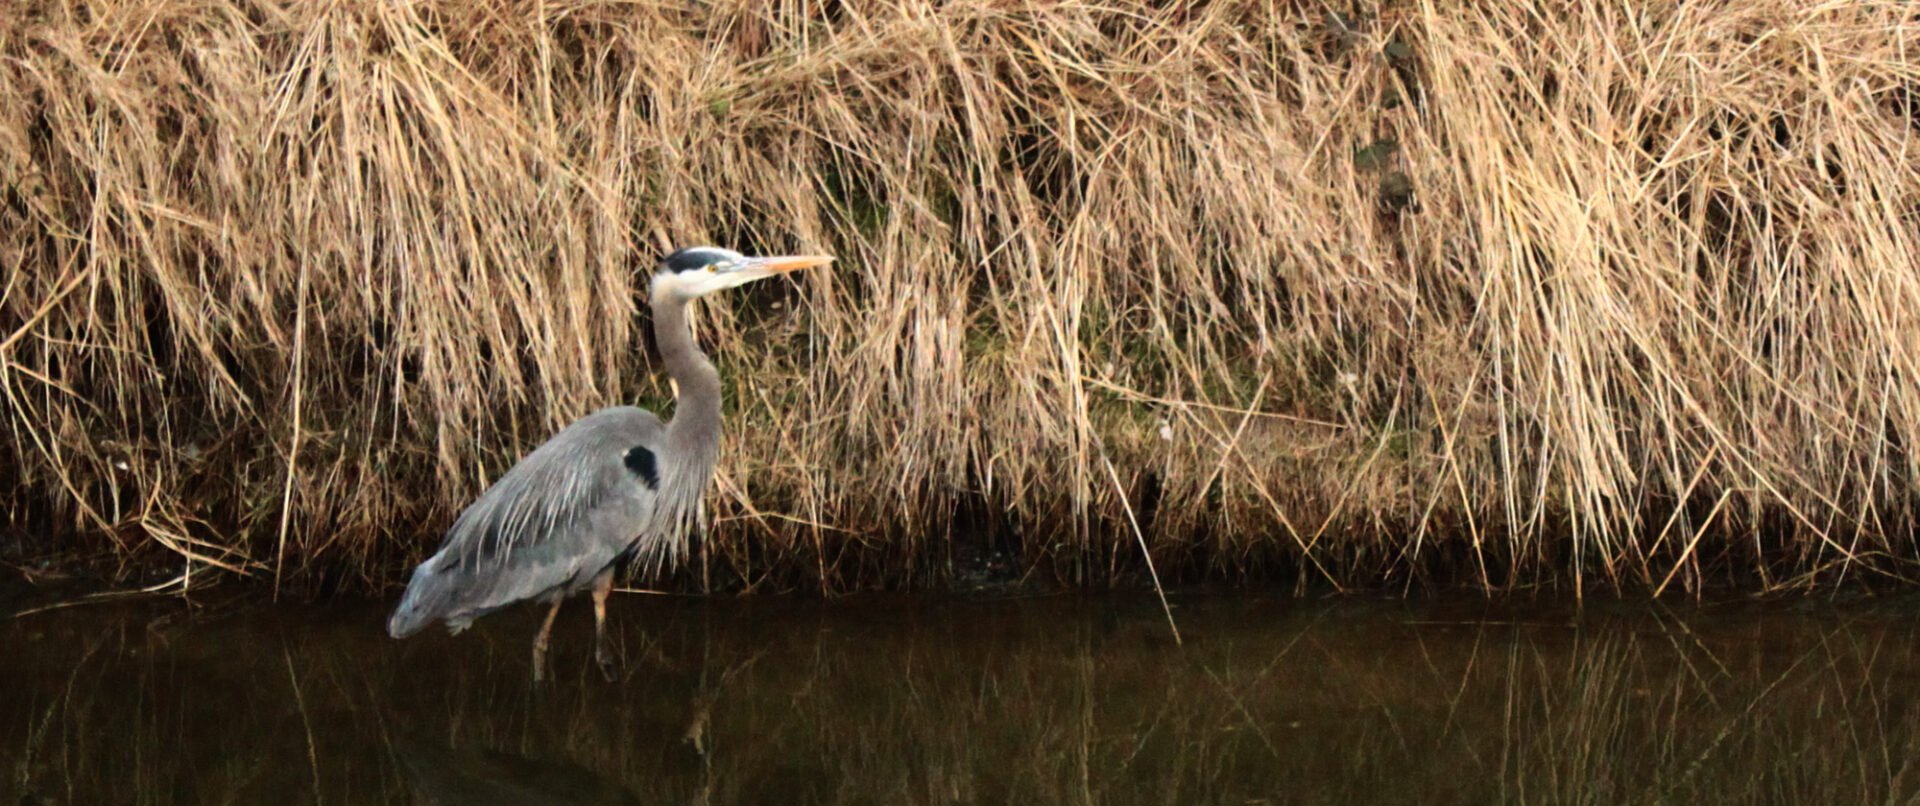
left=651, top=293, right=723, bottom=467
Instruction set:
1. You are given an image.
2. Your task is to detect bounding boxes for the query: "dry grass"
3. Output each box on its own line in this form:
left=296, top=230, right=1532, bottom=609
left=2, top=0, right=1918, bottom=595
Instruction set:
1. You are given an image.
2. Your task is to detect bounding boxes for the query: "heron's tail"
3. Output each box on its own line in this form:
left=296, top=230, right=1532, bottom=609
left=387, top=558, right=457, bottom=638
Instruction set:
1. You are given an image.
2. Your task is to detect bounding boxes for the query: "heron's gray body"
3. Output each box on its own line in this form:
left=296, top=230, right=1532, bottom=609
left=386, top=406, right=678, bottom=638
left=382, top=245, right=815, bottom=653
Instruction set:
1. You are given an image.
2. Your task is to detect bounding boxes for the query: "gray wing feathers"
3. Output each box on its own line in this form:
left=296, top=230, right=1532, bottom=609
left=445, top=408, right=660, bottom=570
left=388, top=406, right=664, bottom=637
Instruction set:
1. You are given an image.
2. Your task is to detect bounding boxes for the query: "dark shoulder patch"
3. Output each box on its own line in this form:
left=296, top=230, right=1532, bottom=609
left=624, top=445, right=660, bottom=489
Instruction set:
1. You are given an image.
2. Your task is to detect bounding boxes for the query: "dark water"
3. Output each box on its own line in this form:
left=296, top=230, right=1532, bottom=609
left=6, top=591, right=1920, bottom=805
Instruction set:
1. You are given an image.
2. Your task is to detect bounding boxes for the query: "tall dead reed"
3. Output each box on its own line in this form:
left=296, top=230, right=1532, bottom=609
left=3, top=0, right=1917, bottom=594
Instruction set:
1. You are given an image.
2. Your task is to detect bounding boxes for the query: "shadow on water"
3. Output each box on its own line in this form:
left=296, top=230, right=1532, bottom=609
left=7, top=592, right=1920, bottom=804
left=389, top=731, right=642, bottom=805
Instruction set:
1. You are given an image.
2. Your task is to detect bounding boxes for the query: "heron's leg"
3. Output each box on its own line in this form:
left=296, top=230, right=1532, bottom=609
left=531, top=596, right=564, bottom=683
left=591, top=567, right=617, bottom=680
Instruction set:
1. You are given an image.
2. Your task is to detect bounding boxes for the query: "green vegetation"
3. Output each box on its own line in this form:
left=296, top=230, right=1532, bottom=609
left=2, top=0, right=1917, bottom=596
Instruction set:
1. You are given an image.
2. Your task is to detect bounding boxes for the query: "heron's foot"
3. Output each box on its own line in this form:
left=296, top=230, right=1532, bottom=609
left=595, top=641, right=618, bottom=682
left=682, top=706, right=710, bottom=756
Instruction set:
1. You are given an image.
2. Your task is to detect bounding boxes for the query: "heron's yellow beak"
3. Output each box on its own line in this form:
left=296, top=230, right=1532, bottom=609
left=748, top=255, right=835, bottom=274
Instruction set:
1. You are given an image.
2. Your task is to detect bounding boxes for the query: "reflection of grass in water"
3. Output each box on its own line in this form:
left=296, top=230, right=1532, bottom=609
left=5, top=598, right=1920, bottom=803
left=391, top=732, right=644, bottom=805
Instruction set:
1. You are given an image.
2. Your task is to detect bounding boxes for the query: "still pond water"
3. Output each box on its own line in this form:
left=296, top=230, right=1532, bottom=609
left=6, top=591, right=1920, bottom=804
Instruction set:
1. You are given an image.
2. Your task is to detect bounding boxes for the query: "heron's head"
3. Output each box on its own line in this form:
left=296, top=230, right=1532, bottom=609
left=650, top=246, right=833, bottom=301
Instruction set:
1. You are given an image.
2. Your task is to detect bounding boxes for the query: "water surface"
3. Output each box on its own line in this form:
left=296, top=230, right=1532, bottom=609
left=6, top=592, right=1920, bottom=804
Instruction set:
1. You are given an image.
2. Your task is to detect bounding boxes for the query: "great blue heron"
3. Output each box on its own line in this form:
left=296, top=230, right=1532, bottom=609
left=386, top=246, right=833, bottom=681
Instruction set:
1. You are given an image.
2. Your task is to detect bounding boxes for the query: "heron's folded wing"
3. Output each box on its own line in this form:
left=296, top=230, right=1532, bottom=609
left=444, top=405, right=663, bottom=569
left=399, top=406, right=665, bottom=626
